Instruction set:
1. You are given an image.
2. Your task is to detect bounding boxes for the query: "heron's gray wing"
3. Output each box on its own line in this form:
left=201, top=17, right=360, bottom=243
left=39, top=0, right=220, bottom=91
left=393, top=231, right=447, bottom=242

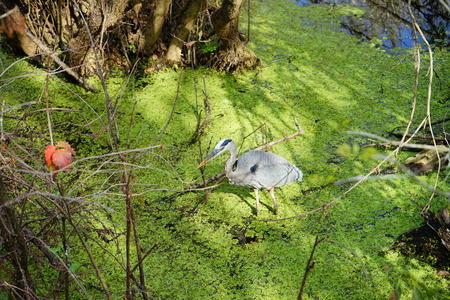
left=236, top=151, right=303, bottom=188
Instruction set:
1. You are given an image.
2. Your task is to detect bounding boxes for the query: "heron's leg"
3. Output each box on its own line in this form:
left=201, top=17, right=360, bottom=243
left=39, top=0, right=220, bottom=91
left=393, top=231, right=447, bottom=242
left=268, top=188, right=277, bottom=215
left=254, top=188, right=260, bottom=215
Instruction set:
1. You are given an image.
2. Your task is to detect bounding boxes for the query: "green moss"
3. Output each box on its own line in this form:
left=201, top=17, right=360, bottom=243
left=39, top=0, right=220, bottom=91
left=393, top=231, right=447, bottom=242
left=1, top=0, right=449, bottom=298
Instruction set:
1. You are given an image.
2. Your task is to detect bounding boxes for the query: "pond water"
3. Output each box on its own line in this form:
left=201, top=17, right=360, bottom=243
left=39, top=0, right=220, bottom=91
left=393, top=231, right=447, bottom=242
left=292, top=0, right=450, bottom=53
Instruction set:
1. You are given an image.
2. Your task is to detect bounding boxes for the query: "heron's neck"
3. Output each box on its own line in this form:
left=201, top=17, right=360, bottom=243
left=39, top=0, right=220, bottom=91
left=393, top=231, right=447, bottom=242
left=225, top=143, right=238, bottom=175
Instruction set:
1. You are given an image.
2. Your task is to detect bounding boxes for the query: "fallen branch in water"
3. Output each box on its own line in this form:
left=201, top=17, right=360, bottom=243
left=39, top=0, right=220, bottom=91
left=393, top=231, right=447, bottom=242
left=388, top=132, right=447, bottom=144
left=333, top=174, right=408, bottom=185
left=348, top=131, right=449, bottom=152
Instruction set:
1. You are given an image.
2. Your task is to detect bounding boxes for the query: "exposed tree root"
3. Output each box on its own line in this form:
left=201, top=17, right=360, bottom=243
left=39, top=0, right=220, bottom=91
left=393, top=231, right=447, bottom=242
left=211, top=43, right=261, bottom=72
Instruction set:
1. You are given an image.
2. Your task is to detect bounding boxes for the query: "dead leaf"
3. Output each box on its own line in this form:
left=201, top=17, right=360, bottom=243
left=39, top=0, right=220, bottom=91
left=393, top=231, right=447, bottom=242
left=44, top=145, right=56, bottom=170
left=52, top=150, right=73, bottom=170
left=44, top=141, right=75, bottom=174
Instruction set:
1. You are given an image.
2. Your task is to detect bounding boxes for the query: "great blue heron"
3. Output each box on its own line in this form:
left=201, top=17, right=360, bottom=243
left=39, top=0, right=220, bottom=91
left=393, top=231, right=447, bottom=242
left=198, top=139, right=303, bottom=215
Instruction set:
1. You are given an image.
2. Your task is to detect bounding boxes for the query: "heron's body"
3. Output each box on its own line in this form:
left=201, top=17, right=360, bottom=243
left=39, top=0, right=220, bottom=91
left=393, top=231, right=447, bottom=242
left=199, top=139, right=303, bottom=215
left=226, top=150, right=302, bottom=189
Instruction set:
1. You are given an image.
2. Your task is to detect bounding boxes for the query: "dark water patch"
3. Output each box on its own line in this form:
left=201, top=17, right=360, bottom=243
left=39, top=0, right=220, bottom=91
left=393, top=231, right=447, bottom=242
left=291, top=0, right=450, bottom=53
left=326, top=155, right=345, bottom=164
left=393, top=220, right=450, bottom=271
left=317, top=206, right=401, bottom=234
left=230, top=225, right=259, bottom=245
left=351, top=206, right=401, bottom=232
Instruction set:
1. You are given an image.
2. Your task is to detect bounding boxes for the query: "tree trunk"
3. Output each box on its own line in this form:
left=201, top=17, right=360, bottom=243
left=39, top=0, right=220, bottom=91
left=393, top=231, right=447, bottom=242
left=212, top=0, right=244, bottom=48
left=140, top=0, right=172, bottom=54
left=211, top=0, right=260, bottom=71
left=165, top=0, right=204, bottom=64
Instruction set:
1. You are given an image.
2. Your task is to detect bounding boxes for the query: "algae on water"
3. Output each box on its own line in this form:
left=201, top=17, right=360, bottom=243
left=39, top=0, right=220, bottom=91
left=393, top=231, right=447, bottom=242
left=0, top=0, right=448, bottom=298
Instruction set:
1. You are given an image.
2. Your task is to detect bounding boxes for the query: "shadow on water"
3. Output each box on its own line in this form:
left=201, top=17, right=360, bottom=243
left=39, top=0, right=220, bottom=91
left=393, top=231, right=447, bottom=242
left=292, top=0, right=450, bottom=53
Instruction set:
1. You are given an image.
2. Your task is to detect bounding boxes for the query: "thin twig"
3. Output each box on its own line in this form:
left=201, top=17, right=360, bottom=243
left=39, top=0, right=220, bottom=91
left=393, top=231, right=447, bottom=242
left=157, top=71, right=183, bottom=141
left=238, top=123, right=265, bottom=154
left=0, top=47, right=90, bottom=80
left=333, top=174, right=408, bottom=185
left=392, top=13, right=420, bottom=157
left=0, top=100, right=4, bottom=141
left=376, top=154, right=450, bottom=200
left=388, top=133, right=447, bottom=143
left=247, top=0, right=251, bottom=42
left=256, top=119, right=303, bottom=151
left=0, top=63, right=101, bottom=84
left=297, top=236, right=327, bottom=300
left=438, top=0, right=450, bottom=12
left=130, top=243, right=160, bottom=274
left=1, top=191, right=116, bottom=211
left=56, top=182, right=69, bottom=300
left=21, top=108, right=81, bottom=120
left=0, top=6, right=18, bottom=19
left=61, top=145, right=164, bottom=169
left=44, top=75, right=53, bottom=145
left=189, top=77, right=212, bottom=145
left=408, top=0, right=440, bottom=212
left=24, top=228, right=90, bottom=298
left=0, top=101, right=37, bottom=114
left=71, top=0, right=119, bottom=149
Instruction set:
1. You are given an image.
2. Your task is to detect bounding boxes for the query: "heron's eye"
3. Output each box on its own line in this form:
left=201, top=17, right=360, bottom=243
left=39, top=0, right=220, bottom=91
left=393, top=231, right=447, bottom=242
left=221, top=139, right=232, bottom=147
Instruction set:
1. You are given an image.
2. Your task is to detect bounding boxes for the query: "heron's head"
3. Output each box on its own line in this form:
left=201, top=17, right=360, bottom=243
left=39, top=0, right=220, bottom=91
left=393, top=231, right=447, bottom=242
left=198, top=138, right=234, bottom=168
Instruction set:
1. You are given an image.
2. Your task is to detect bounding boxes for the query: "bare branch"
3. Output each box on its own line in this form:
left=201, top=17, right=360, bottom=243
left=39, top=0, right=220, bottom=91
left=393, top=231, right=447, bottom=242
left=0, top=101, right=37, bottom=114
left=347, top=131, right=449, bottom=152
left=24, top=30, right=97, bottom=92
left=334, top=174, right=409, bottom=185
left=1, top=191, right=116, bottom=212
left=297, top=236, right=327, bottom=300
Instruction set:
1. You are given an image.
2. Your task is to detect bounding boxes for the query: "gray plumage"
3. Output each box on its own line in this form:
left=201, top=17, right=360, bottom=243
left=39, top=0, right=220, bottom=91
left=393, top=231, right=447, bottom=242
left=199, top=139, right=303, bottom=215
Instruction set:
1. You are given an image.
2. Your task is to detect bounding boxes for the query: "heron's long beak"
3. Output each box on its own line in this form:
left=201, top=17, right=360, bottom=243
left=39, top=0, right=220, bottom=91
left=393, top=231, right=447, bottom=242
left=198, top=149, right=220, bottom=168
